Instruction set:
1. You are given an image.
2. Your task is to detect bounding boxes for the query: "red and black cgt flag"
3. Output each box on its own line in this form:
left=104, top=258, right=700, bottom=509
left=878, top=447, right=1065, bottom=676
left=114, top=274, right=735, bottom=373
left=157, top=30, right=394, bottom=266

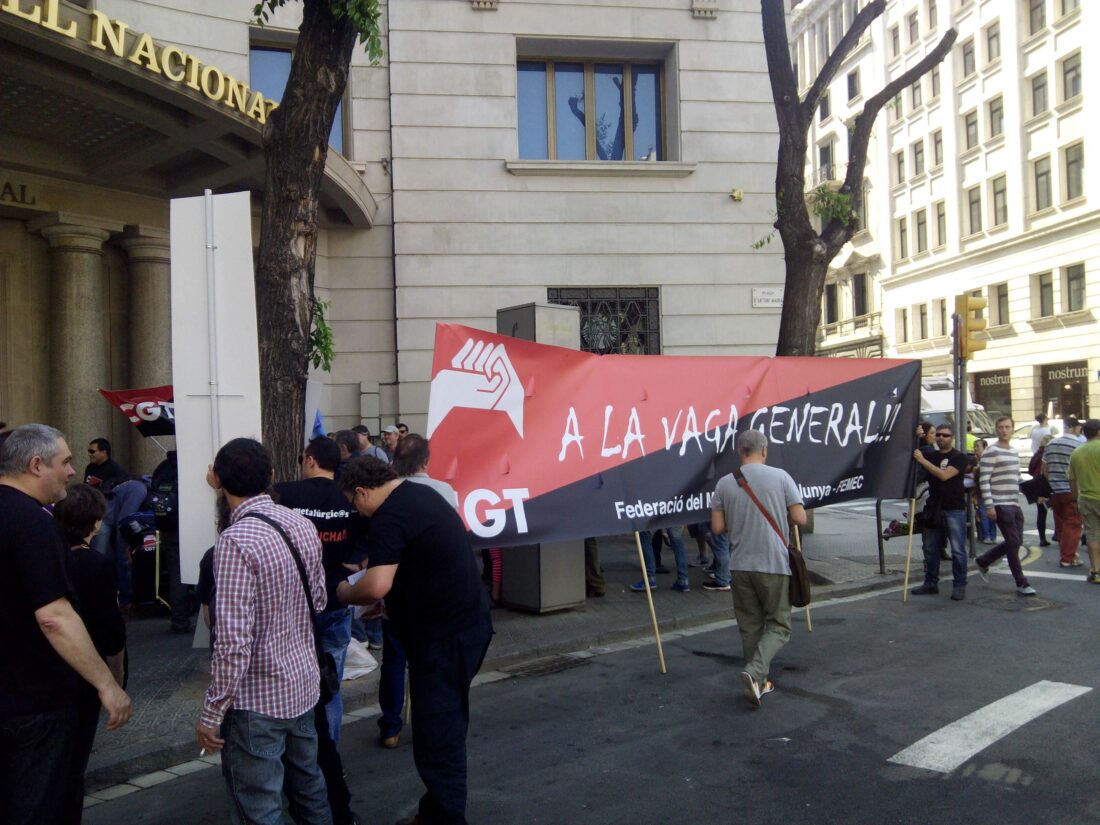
left=98, top=386, right=176, bottom=437
left=426, top=324, right=921, bottom=548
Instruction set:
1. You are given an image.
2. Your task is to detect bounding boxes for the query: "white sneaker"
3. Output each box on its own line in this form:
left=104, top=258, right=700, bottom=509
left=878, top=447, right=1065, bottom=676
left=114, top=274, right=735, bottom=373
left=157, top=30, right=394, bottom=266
left=1017, top=585, right=1037, bottom=596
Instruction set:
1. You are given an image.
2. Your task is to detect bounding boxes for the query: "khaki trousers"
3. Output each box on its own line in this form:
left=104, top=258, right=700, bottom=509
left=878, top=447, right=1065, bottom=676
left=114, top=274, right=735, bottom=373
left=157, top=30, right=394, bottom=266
left=731, top=571, right=792, bottom=684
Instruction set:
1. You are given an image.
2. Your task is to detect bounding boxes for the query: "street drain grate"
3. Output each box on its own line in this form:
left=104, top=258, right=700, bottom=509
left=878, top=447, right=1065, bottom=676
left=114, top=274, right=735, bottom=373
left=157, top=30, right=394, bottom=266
left=970, top=595, right=1059, bottom=612
left=502, top=655, right=591, bottom=679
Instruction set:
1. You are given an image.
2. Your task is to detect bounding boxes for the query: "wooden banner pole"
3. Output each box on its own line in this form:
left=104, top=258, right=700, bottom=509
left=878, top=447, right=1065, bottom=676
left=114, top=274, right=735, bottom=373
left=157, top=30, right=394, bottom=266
left=634, top=531, right=667, bottom=674
left=794, top=525, right=811, bottom=632
left=902, top=497, right=917, bottom=602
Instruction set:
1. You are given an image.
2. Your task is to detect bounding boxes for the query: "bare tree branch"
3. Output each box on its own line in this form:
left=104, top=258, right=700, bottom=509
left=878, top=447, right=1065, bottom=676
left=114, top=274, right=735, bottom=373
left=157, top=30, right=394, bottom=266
left=821, top=27, right=957, bottom=252
left=800, top=0, right=884, bottom=123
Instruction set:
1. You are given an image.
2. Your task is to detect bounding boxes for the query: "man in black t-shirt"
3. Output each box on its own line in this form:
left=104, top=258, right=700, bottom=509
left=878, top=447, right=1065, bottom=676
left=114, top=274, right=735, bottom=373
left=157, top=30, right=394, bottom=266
left=83, top=437, right=128, bottom=491
left=911, top=423, right=970, bottom=600
left=275, top=437, right=361, bottom=744
left=0, top=424, right=132, bottom=824
left=338, top=457, right=492, bottom=825
left=275, top=436, right=362, bottom=825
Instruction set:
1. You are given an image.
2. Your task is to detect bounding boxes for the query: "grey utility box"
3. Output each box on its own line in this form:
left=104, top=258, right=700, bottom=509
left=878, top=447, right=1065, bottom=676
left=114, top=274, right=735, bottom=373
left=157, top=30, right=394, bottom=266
left=500, top=540, right=586, bottom=614
left=495, top=302, right=585, bottom=613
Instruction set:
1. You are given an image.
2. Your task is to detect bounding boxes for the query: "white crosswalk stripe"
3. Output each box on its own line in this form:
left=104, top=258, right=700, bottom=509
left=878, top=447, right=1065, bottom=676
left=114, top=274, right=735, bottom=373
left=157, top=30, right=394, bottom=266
left=888, top=680, right=1092, bottom=773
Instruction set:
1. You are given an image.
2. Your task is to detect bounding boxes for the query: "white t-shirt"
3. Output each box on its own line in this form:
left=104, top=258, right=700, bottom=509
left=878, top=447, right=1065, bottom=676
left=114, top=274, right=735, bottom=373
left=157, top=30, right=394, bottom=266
left=1031, top=425, right=1052, bottom=453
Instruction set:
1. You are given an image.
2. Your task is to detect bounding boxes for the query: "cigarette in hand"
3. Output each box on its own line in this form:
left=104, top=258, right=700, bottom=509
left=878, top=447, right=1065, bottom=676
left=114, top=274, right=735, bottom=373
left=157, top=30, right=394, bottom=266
left=200, top=748, right=207, bottom=757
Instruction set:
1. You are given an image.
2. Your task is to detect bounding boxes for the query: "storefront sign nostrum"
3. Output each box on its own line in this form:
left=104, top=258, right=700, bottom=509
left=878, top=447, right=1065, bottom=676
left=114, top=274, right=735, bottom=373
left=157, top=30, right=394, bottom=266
left=2, top=0, right=279, bottom=124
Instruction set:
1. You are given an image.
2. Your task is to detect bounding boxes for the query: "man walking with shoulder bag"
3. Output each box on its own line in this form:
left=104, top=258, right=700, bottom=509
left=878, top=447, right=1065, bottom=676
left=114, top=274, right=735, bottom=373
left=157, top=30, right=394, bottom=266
left=711, top=430, right=806, bottom=708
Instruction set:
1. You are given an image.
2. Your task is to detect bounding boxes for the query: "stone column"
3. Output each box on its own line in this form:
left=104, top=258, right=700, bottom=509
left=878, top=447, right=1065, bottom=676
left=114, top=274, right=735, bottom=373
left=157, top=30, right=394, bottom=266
left=120, top=228, right=174, bottom=474
left=38, top=223, right=113, bottom=458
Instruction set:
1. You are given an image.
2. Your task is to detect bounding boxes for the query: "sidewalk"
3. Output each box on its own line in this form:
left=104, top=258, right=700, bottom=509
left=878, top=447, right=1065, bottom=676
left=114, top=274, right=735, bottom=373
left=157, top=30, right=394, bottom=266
left=85, top=506, right=907, bottom=792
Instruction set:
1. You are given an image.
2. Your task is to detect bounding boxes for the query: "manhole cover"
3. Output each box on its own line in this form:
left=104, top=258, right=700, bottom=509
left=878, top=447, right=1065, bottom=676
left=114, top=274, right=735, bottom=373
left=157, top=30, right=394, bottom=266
left=502, top=655, right=590, bottom=679
left=970, top=595, right=1059, bottom=612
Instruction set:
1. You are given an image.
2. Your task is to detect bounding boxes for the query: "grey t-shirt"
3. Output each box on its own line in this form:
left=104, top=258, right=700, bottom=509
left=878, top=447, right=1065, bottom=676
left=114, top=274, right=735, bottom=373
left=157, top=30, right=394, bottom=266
left=405, top=473, right=459, bottom=511
left=711, top=463, right=803, bottom=575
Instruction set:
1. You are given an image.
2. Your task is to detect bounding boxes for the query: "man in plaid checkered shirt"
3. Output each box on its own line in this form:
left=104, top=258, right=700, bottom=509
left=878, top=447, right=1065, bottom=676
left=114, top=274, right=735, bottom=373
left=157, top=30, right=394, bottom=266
left=194, top=438, right=332, bottom=825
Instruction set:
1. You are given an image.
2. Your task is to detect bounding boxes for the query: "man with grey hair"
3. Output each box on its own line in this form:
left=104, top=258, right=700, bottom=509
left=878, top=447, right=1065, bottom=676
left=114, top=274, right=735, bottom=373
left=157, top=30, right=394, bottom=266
left=711, top=429, right=806, bottom=708
left=0, top=424, right=132, bottom=824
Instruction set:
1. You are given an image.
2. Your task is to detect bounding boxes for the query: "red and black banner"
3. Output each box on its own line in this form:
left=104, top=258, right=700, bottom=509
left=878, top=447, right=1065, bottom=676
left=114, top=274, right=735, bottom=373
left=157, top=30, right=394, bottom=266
left=425, top=324, right=921, bottom=548
left=98, top=386, right=176, bottom=437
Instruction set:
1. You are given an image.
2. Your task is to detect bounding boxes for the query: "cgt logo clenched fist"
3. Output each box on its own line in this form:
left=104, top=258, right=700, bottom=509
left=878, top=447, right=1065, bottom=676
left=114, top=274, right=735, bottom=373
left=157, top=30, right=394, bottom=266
left=426, top=338, right=525, bottom=438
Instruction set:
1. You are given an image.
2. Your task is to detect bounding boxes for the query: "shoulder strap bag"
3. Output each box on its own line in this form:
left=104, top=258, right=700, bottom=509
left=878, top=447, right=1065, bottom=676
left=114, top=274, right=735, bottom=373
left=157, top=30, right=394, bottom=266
left=240, top=512, right=341, bottom=703
left=732, top=468, right=812, bottom=608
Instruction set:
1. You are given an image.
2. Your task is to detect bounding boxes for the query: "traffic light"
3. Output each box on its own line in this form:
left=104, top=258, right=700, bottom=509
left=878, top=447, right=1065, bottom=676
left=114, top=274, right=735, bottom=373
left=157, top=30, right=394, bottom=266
left=954, top=293, right=987, bottom=359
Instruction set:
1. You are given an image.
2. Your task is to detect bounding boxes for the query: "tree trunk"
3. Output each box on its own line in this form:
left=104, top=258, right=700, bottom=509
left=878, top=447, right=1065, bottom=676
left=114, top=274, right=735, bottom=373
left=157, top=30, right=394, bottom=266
left=759, top=0, right=954, bottom=360
left=776, top=241, right=830, bottom=357
left=255, top=0, right=356, bottom=481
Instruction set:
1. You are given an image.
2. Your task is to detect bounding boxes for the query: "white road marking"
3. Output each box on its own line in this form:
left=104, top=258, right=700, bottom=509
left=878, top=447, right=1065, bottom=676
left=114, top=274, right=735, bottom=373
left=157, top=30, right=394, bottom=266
left=888, top=680, right=1092, bottom=773
left=990, top=568, right=1085, bottom=582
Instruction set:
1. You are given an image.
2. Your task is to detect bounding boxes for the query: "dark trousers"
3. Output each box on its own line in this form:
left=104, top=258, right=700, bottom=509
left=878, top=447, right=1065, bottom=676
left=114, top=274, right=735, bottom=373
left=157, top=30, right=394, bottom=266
left=1036, top=502, right=1049, bottom=543
left=160, top=531, right=191, bottom=632
left=65, top=692, right=103, bottom=823
left=406, top=616, right=492, bottom=825
left=978, top=505, right=1029, bottom=587
left=378, top=617, right=407, bottom=739
left=583, top=537, right=605, bottom=595
left=310, top=704, right=353, bottom=825
left=0, top=706, right=79, bottom=825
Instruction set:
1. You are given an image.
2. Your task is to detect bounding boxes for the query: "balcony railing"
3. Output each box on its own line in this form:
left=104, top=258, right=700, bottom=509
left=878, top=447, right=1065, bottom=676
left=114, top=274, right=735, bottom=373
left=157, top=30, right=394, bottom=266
left=817, top=311, right=882, bottom=343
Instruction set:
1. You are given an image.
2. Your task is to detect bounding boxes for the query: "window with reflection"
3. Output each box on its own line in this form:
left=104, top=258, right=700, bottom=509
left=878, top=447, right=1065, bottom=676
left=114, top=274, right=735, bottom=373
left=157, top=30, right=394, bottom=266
left=1034, top=156, right=1052, bottom=211
left=250, top=46, right=345, bottom=155
left=1065, top=264, right=1085, bottom=312
left=517, top=60, right=663, bottom=161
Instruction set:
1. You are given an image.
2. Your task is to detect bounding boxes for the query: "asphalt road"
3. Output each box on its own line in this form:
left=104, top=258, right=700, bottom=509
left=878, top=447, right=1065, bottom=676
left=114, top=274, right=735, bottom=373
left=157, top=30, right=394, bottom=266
left=86, top=567, right=1100, bottom=825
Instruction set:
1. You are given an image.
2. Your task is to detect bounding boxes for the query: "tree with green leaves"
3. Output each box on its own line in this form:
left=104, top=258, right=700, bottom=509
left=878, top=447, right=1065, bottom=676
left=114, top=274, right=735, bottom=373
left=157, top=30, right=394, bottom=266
left=252, top=0, right=382, bottom=480
left=760, top=0, right=956, bottom=357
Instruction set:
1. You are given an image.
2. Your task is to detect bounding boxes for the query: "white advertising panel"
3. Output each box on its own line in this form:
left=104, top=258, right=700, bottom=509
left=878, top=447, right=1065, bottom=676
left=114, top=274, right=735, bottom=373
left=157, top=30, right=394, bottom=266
left=170, top=191, right=262, bottom=583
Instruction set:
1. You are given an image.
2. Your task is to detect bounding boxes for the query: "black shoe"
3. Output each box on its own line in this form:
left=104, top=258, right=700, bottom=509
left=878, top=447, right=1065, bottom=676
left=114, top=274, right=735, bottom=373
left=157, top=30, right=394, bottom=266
left=654, top=565, right=671, bottom=574
left=1039, top=541, right=1051, bottom=547
left=910, top=583, right=939, bottom=595
left=950, top=588, right=965, bottom=601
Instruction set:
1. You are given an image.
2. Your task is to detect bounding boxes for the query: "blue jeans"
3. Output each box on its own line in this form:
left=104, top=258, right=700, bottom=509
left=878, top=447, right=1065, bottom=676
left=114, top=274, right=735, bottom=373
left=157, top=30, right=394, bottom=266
left=0, top=706, right=79, bottom=825
left=220, top=708, right=332, bottom=825
left=365, top=617, right=383, bottom=648
left=921, top=508, right=968, bottom=588
left=315, top=608, right=352, bottom=745
left=709, top=531, right=731, bottom=586
left=378, top=617, right=407, bottom=739
left=976, top=494, right=996, bottom=541
left=639, top=528, right=689, bottom=586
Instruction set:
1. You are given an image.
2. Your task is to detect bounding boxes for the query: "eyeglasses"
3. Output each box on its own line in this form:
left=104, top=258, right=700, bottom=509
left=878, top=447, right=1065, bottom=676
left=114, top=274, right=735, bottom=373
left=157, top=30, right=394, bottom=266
left=934, top=433, right=952, bottom=438
left=87, top=449, right=97, bottom=454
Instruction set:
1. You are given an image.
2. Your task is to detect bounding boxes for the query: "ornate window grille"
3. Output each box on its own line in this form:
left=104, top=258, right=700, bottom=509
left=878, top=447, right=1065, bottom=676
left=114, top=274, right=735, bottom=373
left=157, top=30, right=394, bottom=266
left=547, top=287, right=661, bottom=355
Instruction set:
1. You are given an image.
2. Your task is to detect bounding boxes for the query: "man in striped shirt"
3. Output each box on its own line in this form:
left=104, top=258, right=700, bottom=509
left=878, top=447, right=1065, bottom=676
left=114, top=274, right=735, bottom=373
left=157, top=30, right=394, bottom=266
left=976, top=417, right=1036, bottom=596
left=1043, top=417, right=1085, bottom=568
left=195, top=438, right=332, bottom=825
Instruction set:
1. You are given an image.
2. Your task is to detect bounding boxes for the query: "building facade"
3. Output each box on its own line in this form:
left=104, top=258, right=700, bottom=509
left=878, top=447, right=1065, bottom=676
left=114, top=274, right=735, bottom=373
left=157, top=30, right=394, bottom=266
left=792, top=0, right=1097, bottom=424
left=0, top=0, right=785, bottom=471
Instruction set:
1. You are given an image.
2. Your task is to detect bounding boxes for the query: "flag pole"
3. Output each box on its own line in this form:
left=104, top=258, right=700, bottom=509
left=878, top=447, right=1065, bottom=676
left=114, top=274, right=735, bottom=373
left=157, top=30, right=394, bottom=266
left=902, top=498, right=917, bottom=602
left=794, top=525, right=811, bottom=632
left=634, top=531, right=667, bottom=674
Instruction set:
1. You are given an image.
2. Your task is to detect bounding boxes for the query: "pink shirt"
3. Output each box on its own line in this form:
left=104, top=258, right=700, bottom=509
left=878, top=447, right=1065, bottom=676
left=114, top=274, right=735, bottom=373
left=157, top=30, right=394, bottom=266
left=200, top=495, right=327, bottom=727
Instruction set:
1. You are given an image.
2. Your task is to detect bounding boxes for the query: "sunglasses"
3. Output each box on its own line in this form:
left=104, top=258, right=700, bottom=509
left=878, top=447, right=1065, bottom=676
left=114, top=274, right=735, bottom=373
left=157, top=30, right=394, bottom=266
left=934, top=433, right=952, bottom=438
